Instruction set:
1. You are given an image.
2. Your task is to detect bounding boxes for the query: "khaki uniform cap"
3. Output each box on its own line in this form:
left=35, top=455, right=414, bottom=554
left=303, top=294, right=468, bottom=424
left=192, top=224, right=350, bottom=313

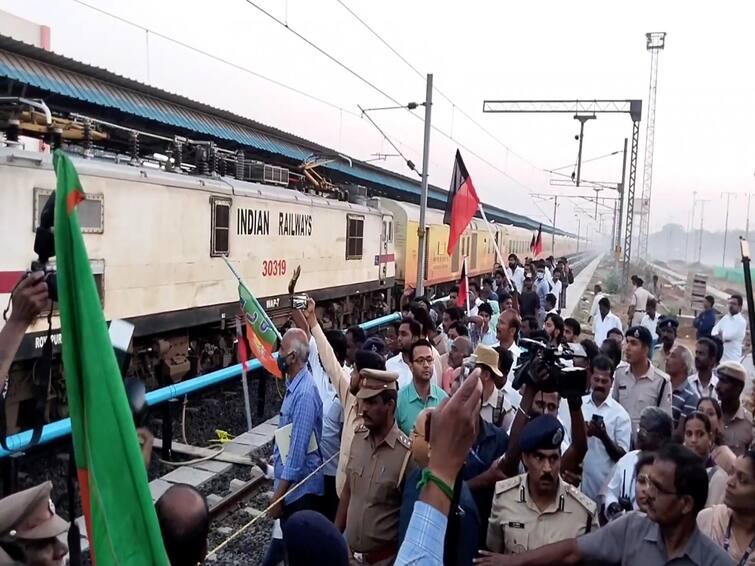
left=356, top=369, right=399, bottom=399
left=0, top=481, right=68, bottom=542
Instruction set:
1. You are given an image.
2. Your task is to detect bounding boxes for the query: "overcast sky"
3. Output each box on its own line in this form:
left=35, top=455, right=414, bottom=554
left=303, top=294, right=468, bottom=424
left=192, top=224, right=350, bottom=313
left=3, top=0, right=755, bottom=237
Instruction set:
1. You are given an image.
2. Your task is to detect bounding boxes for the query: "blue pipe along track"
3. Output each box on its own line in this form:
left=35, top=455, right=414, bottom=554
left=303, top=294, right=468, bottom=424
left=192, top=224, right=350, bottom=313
left=0, top=311, right=403, bottom=458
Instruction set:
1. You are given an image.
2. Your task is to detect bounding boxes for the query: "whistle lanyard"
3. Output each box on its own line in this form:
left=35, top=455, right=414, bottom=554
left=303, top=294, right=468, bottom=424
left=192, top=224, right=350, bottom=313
left=723, top=517, right=755, bottom=566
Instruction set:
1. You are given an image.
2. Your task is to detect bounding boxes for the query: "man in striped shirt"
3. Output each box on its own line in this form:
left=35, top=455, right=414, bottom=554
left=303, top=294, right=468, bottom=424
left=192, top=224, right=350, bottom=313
left=666, top=343, right=700, bottom=437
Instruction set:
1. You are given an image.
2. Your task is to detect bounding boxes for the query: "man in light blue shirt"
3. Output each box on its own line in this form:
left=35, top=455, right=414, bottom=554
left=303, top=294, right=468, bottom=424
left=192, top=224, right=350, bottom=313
left=270, top=329, right=324, bottom=522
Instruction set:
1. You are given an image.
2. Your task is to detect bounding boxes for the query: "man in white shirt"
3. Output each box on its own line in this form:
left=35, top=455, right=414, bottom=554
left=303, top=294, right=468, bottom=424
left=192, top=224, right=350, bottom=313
left=581, top=355, right=632, bottom=503
left=550, top=270, right=563, bottom=310
left=687, top=336, right=720, bottom=400
left=639, top=298, right=659, bottom=344
left=602, top=406, right=673, bottom=516
left=505, top=253, right=526, bottom=294
left=594, top=297, right=623, bottom=346
left=628, top=275, right=654, bottom=326
left=387, top=318, right=429, bottom=389
left=495, top=310, right=523, bottom=409
left=468, top=281, right=483, bottom=317
left=588, top=283, right=606, bottom=330
left=711, top=294, right=747, bottom=362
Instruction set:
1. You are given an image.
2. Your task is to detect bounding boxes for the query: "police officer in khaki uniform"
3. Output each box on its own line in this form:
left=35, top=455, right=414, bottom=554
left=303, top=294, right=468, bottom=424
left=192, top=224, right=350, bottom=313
left=486, top=415, right=597, bottom=555
left=0, top=481, right=69, bottom=565
left=335, top=369, right=414, bottom=566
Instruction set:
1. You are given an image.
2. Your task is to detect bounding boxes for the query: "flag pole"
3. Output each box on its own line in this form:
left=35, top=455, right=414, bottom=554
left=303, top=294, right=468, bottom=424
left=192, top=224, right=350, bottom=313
left=478, top=203, right=514, bottom=289
left=464, top=256, right=471, bottom=315
left=235, top=315, right=254, bottom=432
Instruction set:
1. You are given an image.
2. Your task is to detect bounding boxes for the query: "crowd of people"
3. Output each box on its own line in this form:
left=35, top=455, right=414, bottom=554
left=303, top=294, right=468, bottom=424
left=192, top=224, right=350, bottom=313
left=1, top=254, right=755, bottom=565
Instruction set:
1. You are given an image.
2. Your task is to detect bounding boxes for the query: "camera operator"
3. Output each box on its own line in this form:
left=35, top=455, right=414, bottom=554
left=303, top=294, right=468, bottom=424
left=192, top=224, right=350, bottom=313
left=495, top=347, right=589, bottom=488
left=0, top=272, right=49, bottom=390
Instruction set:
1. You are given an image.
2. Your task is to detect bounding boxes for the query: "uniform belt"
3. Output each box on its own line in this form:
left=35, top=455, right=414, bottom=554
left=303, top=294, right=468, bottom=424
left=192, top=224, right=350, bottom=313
left=352, top=543, right=398, bottom=564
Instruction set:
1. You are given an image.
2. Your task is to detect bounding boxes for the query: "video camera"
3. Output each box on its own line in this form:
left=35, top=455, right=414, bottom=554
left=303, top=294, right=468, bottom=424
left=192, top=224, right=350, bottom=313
left=31, top=192, right=58, bottom=302
left=511, top=338, right=588, bottom=399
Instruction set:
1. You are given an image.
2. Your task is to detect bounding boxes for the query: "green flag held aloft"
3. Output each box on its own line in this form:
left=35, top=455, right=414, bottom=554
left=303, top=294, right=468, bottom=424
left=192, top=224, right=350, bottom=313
left=54, top=149, right=168, bottom=565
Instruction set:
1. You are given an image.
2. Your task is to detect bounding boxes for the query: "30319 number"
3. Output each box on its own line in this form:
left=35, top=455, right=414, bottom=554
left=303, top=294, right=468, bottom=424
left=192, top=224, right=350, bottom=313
left=262, top=259, right=287, bottom=277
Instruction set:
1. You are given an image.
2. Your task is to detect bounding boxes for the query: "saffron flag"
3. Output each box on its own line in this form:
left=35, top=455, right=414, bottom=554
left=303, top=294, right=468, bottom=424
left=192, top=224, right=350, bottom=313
left=531, top=224, right=543, bottom=256
left=456, top=257, right=468, bottom=309
left=238, top=281, right=282, bottom=379
left=54, top=150, right=169, bottom=565
left=444, top=150, right=480, bottom=256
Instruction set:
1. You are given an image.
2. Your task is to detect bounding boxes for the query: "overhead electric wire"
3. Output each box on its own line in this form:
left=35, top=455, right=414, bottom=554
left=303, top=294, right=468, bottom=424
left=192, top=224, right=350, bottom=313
left=358, top=105, right=421, bottom=178
left=333, top=0, right=543, bottom=173
left=70, top=0, right=425, bottom=169
left=73, top=0, right=552, bottom=224
left=548, top=149, right=622, bottom=173
left=241, top=0, right=550, bottom=201
left=71, top=0, right=360, bottom=117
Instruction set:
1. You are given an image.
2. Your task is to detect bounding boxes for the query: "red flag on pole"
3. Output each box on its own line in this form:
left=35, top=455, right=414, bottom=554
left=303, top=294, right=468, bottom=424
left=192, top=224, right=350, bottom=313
left=456, top=257, right=468, bottom=308
left=444, top=150, right=480, bottom=256
left=530, top=224, right=543, bottom=256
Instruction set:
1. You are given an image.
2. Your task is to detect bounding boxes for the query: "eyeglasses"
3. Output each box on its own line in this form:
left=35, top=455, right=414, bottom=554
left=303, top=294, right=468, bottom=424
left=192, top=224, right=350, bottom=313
left=413, top=356, right=434, bottom=366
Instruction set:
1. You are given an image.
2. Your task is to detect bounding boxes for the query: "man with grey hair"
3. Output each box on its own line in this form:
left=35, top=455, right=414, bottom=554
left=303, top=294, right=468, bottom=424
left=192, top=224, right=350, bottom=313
left=269, top=328, right=325, bottom=524
left=665, top=343, right=700, bottom=436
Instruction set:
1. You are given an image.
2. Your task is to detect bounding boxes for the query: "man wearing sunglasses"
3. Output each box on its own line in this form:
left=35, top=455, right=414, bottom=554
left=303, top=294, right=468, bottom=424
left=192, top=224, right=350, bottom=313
left=476, top=444, right=732, bottom=566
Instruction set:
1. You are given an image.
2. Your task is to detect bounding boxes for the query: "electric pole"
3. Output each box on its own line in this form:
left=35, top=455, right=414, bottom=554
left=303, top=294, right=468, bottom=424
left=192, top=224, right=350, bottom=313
left=685, top=191, right=697, bottom=262
left=746, top=187, right=753, bottom=244
left=551, top=196, right=558, bottom=255
left=416, top=74, right=433, bottom=296
left=638, top=32, right=667, bottom=260
left=722, top=192, right=736, bottom=268
left=697, top=197, right=708, bottom=265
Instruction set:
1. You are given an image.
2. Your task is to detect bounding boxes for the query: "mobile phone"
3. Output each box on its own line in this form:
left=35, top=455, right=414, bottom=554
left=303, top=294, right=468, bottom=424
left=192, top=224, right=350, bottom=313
left=591, top=414, right=604, bottom=424
left=291, top=294, right=309, bottom=310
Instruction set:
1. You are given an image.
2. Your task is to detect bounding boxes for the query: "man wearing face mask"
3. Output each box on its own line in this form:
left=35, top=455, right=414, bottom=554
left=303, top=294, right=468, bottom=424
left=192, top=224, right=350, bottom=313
left=270, top=328, right=325, bottom=522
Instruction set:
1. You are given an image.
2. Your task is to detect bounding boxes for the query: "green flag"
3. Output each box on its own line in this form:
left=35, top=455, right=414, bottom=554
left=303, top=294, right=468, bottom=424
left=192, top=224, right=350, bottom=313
left=54, top=150, right=168, bottom=565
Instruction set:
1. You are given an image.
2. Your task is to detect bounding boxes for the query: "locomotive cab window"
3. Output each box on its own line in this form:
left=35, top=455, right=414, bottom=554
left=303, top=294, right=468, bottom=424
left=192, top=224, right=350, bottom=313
left=34, top=187, right=104, bottom=233
left=210, top=196, right=232, bottom=257
left=346, top=214, right=364, bottom=260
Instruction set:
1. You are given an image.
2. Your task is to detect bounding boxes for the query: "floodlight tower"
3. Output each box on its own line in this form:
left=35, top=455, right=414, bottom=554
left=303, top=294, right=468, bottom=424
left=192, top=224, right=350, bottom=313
left=638, top=32, right=667, bottom=260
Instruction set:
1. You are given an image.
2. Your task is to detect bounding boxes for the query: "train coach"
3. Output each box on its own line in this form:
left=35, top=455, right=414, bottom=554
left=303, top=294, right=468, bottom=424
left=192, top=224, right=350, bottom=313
left=0, top=146, right=396, bottom=429
left=380, top=200, right=577, bottom=292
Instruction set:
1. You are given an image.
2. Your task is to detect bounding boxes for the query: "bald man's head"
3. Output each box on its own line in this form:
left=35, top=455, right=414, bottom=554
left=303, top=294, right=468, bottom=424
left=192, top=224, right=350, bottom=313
left=155, top=484, right=209, bottom=566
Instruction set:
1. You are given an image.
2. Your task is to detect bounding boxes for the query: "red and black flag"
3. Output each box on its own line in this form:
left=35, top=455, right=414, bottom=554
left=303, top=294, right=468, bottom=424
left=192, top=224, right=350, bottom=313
left=530, top=224, right=543, bottom=256
left=456, top=257, right=468, bottom=309
left=444, top=150, right=480, bottom=256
